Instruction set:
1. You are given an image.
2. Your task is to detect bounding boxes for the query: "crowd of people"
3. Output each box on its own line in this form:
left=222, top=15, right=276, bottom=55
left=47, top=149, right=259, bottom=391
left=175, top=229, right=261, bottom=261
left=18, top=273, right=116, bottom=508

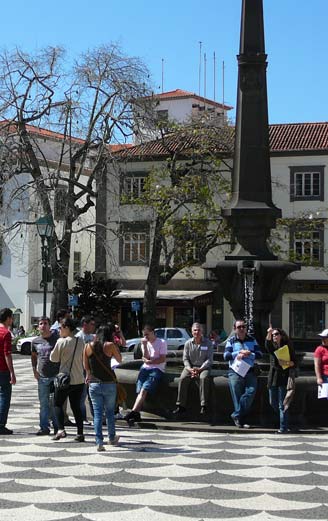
left=0, top=307, right=327, bottom=440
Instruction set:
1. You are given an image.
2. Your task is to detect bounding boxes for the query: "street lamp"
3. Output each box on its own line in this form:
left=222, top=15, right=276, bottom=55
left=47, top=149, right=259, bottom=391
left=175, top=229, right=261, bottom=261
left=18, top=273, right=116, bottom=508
left=36, top=215, right=54, bottom=317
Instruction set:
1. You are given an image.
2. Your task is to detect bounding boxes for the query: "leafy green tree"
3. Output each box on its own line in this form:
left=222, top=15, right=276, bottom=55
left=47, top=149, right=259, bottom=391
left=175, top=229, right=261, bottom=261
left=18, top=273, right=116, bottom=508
left=120, top=122, right=234, bottom=325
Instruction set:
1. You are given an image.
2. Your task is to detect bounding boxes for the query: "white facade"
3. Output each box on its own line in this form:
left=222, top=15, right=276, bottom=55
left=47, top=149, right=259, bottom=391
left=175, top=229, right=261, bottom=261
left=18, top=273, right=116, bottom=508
left=135, top=89, right=232, bottom=144
left=105, top=130, right=328, bottom=346
left=0, top=132, right=95, bottom=329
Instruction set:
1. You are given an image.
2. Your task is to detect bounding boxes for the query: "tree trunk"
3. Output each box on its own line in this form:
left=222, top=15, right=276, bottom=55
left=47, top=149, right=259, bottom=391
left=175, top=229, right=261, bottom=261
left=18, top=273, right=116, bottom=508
left=143, top=220, right=163, bottom=326
left=50, top=231, right=71, bottom=322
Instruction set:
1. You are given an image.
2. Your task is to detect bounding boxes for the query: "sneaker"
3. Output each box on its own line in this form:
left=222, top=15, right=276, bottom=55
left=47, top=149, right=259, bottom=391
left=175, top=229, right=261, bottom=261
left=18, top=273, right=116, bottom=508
left=0, top=426, right=13, bottom=435
left=232, top=417, right=242, bottom=428
left=97, top=444, right=106, bottom=452
left=36, top=429, right=50, bottom=436
left=108, top=435, right=120, bottom=446
left=74, top=434, right=85, bottom=442
left=52, top=430, right=67, bottom=440
left=242, top=423, right=251, bottom=429
left=172, top=406, right=186, bottom=415
left=200, top=406, right=207, bottom=415
left=124, top=410, right=140, bottom=423
left=277, top=429, right=288, bottom=434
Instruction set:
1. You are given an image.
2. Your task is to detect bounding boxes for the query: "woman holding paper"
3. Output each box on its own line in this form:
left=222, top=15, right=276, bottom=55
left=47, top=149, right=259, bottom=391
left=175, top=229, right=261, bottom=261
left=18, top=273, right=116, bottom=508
left=265, top=327, right=296, bottom=433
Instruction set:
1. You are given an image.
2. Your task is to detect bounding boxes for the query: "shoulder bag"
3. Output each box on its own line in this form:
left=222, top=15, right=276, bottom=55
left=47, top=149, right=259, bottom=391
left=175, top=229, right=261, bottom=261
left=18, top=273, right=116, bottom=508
left=54, top=338, right=79, bottom=391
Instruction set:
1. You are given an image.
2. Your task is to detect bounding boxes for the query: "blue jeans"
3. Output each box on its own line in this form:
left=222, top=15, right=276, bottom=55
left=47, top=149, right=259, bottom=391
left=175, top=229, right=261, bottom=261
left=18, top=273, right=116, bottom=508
left=228, top=370, right=257, bottom=420
left=0, top=372, right=11, bottom=427
left=89, top=382, right=117, bottom=445
left=136, top=368, right=163, bottom=394
left=38, top=377, right=58, bottom=432
left=269, top=386, right=288, bottom=431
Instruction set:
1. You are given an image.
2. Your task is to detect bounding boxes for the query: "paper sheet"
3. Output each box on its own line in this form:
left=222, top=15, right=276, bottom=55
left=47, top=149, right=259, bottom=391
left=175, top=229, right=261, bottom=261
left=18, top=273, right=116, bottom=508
left=318, top=383, right=328, bottom=399
left=231, top=358, right=251, bottom=377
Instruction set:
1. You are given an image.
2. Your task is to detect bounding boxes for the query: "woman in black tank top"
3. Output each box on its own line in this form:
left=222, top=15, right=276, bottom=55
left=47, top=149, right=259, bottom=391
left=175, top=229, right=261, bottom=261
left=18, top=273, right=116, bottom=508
left=84, top=324, right=122, bottom=452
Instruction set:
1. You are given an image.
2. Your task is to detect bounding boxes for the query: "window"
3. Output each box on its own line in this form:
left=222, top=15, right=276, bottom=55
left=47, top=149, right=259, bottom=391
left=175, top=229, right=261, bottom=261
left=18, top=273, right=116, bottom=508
left=54, top=185, right=68, bottom=221
left=122, top=174, right=146, bottom=202
left=73, top=251, right=81, bottom=279
left=291, top=226, right=323, bottom=266
left=119, top=223, right=149, bottom=265
left=167, top=329, right=183, bottom=339
left=156, top=329, right=165, bottom=338
left=290, top=301, right=325, bottom=339
left=156, top=110, right=168, bottom=123
left=290, top=166, right=324, bottom=201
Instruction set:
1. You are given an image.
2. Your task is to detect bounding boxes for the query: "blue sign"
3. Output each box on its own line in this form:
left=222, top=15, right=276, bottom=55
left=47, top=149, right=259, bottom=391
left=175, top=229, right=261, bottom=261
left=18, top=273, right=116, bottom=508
left=68, top=294, right=79, bottom=307
left=131, top=300, right=141, bottom=312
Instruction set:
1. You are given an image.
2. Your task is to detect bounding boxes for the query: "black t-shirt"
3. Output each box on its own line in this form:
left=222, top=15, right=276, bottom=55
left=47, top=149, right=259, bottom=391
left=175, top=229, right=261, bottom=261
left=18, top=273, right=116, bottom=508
left=31, top=332, right=59, bottom=377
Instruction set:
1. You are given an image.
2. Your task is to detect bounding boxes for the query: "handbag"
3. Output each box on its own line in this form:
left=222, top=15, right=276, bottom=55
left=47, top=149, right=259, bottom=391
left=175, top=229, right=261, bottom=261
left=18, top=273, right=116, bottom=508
left=89, top=344, right=127, bottom=406
left=54, top=338, right=79, bottom=391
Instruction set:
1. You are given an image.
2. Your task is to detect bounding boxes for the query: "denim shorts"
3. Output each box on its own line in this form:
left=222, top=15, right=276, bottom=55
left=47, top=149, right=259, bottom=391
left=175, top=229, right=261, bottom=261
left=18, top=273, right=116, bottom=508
left=136, top=368, right=163, bottom=394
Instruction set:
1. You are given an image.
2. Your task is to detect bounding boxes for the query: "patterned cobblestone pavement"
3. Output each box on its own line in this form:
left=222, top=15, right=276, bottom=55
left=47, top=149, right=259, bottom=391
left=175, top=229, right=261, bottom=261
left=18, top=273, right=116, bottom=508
left=1, top=356, right=328, bottom=520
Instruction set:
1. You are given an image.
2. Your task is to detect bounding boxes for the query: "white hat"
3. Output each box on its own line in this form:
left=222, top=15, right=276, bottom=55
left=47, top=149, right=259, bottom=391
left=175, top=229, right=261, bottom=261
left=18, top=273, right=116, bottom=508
left=319, top=329, right=328, bottom=337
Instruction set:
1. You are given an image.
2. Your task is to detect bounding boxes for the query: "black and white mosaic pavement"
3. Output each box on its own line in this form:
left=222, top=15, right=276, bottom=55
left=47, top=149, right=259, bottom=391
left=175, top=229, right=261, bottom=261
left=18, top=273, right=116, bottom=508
left=2, top=356, right=328, bottom=520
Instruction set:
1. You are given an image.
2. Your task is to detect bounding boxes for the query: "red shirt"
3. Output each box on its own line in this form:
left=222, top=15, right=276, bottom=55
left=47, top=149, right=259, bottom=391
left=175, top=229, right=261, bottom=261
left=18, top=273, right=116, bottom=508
left=0, top=324, right=12, bottom=372
left=314, top=345, right=328, bottom=376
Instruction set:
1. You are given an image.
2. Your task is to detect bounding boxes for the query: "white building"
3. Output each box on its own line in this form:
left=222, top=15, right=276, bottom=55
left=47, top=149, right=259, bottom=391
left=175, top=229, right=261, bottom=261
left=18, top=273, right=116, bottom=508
left=134, top=89, right=233, bottom=144
left=98, top=114, right=328, bottom=349
left=0, top=125, right=96, bottom=329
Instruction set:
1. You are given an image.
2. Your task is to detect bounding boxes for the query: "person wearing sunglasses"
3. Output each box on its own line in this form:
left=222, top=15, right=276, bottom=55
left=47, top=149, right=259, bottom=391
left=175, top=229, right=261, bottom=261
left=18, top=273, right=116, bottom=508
left=224, top=320, right=262, bottom=428
left=265, top=327, right=296, bottom=433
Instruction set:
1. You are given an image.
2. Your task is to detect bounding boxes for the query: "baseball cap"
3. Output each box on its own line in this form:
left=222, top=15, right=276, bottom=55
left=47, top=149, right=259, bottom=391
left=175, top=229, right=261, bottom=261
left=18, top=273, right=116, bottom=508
left=318, top=329, right=328, bottom=337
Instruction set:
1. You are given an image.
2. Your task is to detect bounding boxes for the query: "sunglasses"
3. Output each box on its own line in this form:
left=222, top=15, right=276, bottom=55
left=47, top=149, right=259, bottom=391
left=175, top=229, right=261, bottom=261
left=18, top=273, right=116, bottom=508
left=272, top=332, right=280, bottom=336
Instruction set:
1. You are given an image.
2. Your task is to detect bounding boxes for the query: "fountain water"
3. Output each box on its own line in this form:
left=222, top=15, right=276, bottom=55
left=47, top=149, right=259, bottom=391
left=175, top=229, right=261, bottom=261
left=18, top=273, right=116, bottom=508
left=241, top=264, right=255, bottom=335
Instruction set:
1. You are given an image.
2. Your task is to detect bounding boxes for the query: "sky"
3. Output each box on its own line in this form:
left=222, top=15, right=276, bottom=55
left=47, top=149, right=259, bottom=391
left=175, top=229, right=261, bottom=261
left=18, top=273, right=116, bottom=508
left=1, top=0, right=327, bottom=124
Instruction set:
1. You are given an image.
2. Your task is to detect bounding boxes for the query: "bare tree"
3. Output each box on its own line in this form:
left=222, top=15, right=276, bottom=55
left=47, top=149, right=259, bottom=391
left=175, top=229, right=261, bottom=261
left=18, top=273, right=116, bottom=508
left=0, top=44, right=151, bottom=319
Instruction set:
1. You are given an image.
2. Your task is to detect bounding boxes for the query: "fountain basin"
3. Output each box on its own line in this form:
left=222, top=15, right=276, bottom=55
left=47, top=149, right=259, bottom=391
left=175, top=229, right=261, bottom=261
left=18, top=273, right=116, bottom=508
left=116, top=350, right=323, bottom=426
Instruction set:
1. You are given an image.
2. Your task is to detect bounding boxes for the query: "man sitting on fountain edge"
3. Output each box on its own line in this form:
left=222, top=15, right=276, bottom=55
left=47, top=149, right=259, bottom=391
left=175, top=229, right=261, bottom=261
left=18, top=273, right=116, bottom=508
left=224, top=320, right=262, bottom=428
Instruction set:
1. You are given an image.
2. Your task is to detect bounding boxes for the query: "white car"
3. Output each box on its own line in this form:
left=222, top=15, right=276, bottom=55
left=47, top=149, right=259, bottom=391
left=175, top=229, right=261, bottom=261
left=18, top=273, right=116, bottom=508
left=16, top=336, right=37, bottom=355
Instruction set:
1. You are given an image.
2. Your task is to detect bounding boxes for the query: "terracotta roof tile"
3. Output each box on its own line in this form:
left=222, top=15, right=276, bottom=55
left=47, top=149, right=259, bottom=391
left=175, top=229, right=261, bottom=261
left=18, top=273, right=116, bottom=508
left=0, top=121, right=131, bottom=151
left=269, top=122, right=328, bottom=152
left=117, top=122, right=328, bottom=160
left=144, top=89, right=233, bottom=110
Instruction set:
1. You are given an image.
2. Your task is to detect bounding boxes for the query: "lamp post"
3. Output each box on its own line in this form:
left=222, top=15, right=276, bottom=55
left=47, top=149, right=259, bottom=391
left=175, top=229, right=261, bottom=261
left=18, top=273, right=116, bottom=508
left=36, top=215, right=55, bottom=317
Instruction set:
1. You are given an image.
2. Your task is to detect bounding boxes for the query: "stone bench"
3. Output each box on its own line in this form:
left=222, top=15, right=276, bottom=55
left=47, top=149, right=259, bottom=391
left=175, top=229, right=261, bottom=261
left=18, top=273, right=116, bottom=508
left=116, top=351, right=323, bottom=426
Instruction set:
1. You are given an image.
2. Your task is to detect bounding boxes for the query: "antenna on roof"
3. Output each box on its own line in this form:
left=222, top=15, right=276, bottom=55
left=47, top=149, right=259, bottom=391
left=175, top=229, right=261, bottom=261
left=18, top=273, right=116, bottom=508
left=198, top=41, right=202, bottom=96
left=204, top=52, right=207, bottom=102
left=161, top=58, right=164, bottom=93
left=222, top=60, right=225, bottom=123
left=213, top=51, right=216, bottom=101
